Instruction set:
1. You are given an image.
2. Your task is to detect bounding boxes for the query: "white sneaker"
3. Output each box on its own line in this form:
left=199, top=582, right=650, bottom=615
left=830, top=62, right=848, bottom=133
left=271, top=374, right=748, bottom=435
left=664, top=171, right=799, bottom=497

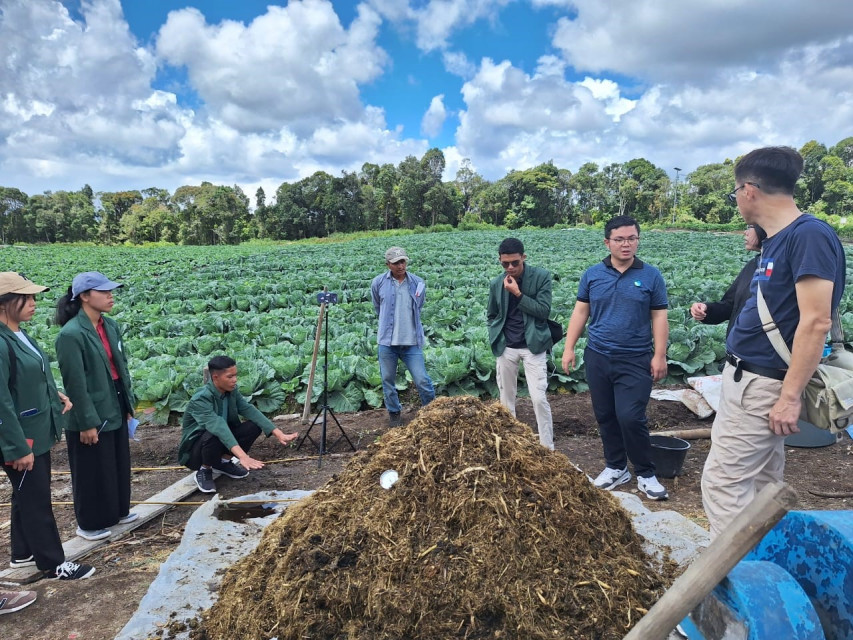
left=637, top=475, right=669, bottom=500
left=76, top=527, right=111, bottom=541
left=118, top=512, right=139, bottom=525
left=593, top=467, right=631, bottom=490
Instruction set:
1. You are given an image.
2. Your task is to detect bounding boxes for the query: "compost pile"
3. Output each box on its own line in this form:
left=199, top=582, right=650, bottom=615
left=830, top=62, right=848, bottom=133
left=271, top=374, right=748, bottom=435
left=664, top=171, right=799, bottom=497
left=202, top=396, right=669, bottom=640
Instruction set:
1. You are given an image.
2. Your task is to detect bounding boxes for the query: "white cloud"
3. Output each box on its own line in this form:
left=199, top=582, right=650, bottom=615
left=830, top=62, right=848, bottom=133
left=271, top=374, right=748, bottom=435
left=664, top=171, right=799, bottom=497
left=551, top=0, right=853, bottom=81
left=0, top=0, right=186, bottom=178
left=442, top=50, right=477, bottom=78
left=578, top=78, right=635, bottom=121
left=155, top=1, right=387, bottom=135
left=454, top=57, right=622, bottom=175
left=0, top=0, right=430, bottom=196
left=368, top=0, right=513, bottom=52
left=421, top=95, right=448, bottom=137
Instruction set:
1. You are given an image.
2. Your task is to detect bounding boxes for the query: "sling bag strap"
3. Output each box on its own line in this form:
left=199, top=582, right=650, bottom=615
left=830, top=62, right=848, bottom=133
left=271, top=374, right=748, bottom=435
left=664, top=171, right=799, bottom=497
left=756, top=281, right=844, bottom=366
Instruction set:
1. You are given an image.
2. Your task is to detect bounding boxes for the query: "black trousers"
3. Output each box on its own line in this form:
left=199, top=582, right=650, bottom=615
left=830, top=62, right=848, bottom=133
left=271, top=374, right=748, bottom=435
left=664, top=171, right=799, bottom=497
left=584, top=347, right=656, bottom=477
left=2, top=451, right=64, bottom=571
left=186, top=420, right=262, bottom=470
left=66, top=381, right=132, bottom=530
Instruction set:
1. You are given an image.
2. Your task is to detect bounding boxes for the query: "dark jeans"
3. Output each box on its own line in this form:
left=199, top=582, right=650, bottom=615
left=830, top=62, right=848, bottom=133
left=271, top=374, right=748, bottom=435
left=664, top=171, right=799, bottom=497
left=584, top=347, right=656, bottom=477
left=186, top=421, right=261, bottom=470
left=2, top=451, right=64, bottom=571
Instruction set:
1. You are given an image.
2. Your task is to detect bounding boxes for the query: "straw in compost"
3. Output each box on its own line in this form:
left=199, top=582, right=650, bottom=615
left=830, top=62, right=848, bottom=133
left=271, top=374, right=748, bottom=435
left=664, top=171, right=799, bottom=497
left=201, top=396, right=670, bottom=639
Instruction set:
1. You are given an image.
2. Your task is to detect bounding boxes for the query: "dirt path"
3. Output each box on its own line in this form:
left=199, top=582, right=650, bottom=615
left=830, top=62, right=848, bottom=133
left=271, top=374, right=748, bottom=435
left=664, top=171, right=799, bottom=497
left=1, top=392, right=851, bottom=640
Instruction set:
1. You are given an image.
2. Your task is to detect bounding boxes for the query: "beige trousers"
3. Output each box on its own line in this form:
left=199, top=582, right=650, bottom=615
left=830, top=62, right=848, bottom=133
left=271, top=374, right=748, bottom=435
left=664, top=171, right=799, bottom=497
left=701, top=363, right=786, bottom=538
left=496, top=347, right=554, bottom=450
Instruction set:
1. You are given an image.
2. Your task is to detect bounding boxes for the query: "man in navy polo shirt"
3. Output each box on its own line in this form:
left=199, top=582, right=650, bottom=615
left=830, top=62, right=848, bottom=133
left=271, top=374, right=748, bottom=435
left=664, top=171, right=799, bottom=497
left=562, top=215, right=670, bottom=500
left=701, top=147, right=845, bottom=538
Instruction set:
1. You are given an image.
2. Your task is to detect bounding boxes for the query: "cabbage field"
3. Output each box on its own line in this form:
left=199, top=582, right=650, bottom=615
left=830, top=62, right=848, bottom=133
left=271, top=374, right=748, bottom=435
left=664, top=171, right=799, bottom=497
left=3, top=229, right=852, bottom=422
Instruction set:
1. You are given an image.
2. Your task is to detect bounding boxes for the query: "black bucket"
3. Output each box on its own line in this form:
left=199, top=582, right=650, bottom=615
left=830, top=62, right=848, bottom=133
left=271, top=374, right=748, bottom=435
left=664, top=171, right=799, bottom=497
left=650, top=435, right=690, bottom=478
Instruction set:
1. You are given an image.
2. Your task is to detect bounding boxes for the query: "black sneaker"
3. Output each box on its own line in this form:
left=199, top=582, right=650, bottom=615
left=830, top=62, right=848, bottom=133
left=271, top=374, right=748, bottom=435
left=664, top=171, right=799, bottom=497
left=9, top=555, right=35, bottom=569
left=51, top=561, right=95, bottom=580
left=212, top=458, right=249, bottom=479
left=388, top=412, right=402, bottom=427
left=195, top=467, right=216, bottom=493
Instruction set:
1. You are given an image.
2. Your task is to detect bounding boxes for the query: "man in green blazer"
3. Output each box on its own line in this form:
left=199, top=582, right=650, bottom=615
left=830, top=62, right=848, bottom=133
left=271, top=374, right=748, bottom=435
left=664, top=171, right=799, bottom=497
left=179, top=355, right=298, bottom=493
left=487, top=237, right=555, bottom=450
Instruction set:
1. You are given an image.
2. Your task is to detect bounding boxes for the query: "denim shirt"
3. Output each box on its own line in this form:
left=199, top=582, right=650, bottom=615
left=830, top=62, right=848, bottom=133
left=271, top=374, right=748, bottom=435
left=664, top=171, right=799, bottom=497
left=370, top=270, right=427, bottom=347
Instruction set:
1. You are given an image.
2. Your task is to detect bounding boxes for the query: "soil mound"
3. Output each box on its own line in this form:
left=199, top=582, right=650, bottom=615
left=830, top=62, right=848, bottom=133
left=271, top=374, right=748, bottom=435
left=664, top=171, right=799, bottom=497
left=202, top=396, right=669, bottom=639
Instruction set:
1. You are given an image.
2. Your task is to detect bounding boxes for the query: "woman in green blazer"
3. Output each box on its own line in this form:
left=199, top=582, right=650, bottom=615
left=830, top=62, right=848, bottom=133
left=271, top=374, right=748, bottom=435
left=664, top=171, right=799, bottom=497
left=55, top=272, right=137, bottom=541
left=0, top=273, right=94, bottom=580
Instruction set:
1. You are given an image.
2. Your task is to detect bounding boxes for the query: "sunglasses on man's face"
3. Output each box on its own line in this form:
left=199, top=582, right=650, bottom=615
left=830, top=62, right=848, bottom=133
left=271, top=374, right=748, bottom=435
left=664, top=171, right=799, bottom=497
left=500, top=260, right=522, bottom=269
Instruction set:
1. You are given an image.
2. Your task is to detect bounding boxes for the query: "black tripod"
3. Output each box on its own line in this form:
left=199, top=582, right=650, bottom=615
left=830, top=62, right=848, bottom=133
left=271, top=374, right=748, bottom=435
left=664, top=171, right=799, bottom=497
left=296, top=292, right=355, bottom=467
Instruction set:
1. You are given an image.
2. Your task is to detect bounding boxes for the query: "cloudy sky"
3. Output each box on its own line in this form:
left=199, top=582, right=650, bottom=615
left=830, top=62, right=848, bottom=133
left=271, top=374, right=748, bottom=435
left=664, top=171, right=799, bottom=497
left=1, top=0, right=852, bottom=200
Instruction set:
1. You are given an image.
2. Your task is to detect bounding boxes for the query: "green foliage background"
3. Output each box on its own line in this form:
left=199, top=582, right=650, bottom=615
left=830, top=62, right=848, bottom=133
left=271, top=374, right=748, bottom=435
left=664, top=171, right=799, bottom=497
left=3, top=229, right=852, bottom=421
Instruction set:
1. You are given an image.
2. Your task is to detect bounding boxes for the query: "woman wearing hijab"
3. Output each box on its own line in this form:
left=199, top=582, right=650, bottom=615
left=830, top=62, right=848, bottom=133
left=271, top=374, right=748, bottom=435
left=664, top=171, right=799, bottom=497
left=0, top=272, right=94, bottom=579
left=55, top=272, right=137, bottom=541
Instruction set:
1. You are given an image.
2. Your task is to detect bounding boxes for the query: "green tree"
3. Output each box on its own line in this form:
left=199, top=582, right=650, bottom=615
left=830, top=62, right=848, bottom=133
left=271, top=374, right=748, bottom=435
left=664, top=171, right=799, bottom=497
left=683, top=162, right=734, bottom=223
left=820, top=155, right=853, bottom=215
left=396, top=155, right=425, bottom=228
left=473, top=181, right=510, bottom=226
left=172, top=183, right=249, bottom=245
left=0, top=187, right=29, bottom=243
left=99, top=191, right=143, bottom=243
left=570, top=162, right=602, bottom=224
left=502, top=162, right=560, bottom=227
left=622, top=158, right=668, bottom=222
left=375, top=164, right=399, bottom=230
left=121, top=196, right=179, bottom=243
left=829, top=136, right=853, bottom=168
left=797, top=140, right=828, bottom=208
left=454, top=158, right=487, bottom=218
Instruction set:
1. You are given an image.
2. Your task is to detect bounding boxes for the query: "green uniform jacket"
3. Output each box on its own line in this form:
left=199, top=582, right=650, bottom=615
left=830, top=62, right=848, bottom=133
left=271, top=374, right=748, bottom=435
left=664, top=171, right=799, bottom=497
left=0, top=324, right=65, bottom=460
left=178, top=381, right=277, bottom=466
left=55, top=310, right=135, bottom=433
left=486, top=264, right=554, bottom=357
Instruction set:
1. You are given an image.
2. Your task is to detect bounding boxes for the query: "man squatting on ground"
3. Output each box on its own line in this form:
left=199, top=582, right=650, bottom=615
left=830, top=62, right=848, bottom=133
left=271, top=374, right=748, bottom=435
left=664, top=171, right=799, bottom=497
left=370, top=247, right=435, bottom=427
left=487, top=238, right=555, bottom=450
left=701, top=146, right=845, bottom=538
left=179, top=355, right=298, bottom=493
left=563, top=215, right=671, bottom=500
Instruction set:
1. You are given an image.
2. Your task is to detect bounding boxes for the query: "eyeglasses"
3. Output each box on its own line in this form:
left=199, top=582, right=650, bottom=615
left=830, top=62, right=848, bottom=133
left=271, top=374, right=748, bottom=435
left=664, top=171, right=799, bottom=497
left=607, top=236, right=639, bottom=245
left=500, top=260, right=522, bottom=269
left=727, top=182, right=760, bottom=204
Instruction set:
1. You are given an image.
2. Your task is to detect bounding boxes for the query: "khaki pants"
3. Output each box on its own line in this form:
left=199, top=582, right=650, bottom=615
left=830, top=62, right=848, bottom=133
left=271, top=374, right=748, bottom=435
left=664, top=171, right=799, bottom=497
left=701, top=363, right=786, bottom=538
left=496, top=347, right=554, bottom=450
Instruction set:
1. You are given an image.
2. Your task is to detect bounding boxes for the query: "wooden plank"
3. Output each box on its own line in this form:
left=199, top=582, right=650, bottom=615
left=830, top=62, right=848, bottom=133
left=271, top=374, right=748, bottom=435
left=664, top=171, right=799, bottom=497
left=654, top=428, right=713, bottom=440
left=0, top=472, right=199, bottom=585
left=623, top=482, right=798, bottom=640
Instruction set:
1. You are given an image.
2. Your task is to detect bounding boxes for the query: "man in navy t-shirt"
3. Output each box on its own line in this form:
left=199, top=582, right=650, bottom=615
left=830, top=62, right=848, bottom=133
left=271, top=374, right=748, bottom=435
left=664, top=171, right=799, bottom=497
left=702, top=146, right=846, bottom=538
left=562, top=215, right=671, bottom=500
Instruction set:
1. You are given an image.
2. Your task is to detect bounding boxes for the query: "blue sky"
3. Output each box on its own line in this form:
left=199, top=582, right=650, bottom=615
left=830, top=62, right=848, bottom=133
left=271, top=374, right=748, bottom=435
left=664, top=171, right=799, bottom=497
left=1, top=0, right=852, bottom=200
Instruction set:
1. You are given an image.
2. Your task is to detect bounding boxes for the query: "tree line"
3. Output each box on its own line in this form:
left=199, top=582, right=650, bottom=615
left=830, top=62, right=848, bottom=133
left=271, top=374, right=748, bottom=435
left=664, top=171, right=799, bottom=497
left=1, top=137, right=851, bottom=245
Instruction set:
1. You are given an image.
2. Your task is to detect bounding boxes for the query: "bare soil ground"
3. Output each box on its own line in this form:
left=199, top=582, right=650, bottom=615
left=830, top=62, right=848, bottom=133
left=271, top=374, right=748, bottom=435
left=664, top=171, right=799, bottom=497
left=2, top=391, right=851, bottom=640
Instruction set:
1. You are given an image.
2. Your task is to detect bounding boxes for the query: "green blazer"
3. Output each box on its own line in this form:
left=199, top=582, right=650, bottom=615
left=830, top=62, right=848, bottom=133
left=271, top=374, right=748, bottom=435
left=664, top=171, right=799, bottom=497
left=486, top=264, right=554, bottom=357
left=178, top=381, right=277, bottom=466
left=55, top=310, right=135, bottom=433
left=0, top=324, right=64, bottom=459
